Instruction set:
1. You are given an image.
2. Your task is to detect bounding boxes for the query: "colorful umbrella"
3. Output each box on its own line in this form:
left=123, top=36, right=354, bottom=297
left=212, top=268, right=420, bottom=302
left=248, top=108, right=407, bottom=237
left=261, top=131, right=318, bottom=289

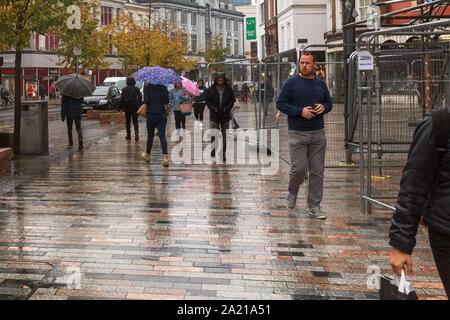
left=132, top=67, right=181, bottom=85
left=181, top=76, right=200, bottom=97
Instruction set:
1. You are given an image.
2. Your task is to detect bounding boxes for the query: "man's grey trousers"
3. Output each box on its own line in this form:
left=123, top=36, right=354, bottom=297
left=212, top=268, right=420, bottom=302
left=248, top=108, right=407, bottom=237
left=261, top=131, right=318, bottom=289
left=288, top=129, right=327, bottom=208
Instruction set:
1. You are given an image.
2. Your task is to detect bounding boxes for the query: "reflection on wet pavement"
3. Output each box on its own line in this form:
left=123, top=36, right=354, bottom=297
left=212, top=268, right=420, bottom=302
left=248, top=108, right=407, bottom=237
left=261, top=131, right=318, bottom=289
left=0, top=112, right=446, bottom=300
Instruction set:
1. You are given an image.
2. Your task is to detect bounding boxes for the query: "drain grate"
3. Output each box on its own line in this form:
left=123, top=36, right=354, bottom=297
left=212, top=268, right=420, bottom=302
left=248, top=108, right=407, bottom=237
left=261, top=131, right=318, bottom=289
left=0, top=175, right=30, bottom=196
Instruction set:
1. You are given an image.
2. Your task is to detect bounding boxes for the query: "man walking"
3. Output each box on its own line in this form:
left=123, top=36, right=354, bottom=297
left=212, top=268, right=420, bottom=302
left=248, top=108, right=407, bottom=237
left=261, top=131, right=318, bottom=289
left=61, top=94, right=84, bottom=151
left=205, top=73, right=235, bottom=162
left=389, top=107, right=450, bottom=298
left=120, top=77, right=141, bottom=141
left=277, top=52, right=332, bottom=218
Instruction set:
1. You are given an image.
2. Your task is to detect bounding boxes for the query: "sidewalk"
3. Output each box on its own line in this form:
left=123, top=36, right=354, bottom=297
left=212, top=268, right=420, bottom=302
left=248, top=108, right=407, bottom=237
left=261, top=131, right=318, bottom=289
left=0, top=110, right=446, bottom=300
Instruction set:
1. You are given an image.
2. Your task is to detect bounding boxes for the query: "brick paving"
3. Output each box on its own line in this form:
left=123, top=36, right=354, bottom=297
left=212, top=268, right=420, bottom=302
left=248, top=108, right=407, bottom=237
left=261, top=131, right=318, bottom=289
left=0, top=105, right=446, bottom=300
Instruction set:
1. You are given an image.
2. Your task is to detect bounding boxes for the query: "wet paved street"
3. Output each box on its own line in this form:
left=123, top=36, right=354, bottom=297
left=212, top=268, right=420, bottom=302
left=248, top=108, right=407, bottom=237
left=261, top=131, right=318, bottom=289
left=0, top=107, right=447, bottom=300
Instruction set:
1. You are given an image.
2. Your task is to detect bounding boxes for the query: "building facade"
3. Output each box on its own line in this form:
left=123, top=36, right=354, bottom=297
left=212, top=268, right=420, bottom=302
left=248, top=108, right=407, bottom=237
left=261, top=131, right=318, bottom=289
left=277, top=0, right=327, bottom=54
left=235, top=0, right=257, bottom=59
left=0, top=0, right=245, bottom=98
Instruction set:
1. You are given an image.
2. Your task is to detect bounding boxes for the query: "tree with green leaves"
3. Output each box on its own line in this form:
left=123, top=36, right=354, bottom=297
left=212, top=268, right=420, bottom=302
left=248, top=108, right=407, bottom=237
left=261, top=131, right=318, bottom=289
left=55, top=1, right=111, bottom=72
left=0, top=0, right=84, bottom=154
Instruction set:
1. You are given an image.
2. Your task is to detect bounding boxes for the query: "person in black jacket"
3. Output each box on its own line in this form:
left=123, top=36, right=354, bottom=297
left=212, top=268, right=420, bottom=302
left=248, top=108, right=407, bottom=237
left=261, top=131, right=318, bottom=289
left=141, top=83, right=170, bottom=167
left=193, top=79, right=207, bottom=125
left=120, top=77, right=142, bottom=141
left=61, top=94, right=83, bottom=151
left=204, top=73, right=235, bottom=162
left=389, top=109, right=450, bottom=297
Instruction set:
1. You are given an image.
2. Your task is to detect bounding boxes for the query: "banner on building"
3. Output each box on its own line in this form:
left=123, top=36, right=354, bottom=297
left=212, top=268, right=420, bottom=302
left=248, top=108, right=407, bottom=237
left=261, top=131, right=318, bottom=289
left=246, top=17, right=256, bottom=41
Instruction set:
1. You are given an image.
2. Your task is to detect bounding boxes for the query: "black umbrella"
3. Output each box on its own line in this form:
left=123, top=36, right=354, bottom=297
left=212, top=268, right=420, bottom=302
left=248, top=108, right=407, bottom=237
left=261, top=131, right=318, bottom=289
left=54, top=74, right=95, bottom=99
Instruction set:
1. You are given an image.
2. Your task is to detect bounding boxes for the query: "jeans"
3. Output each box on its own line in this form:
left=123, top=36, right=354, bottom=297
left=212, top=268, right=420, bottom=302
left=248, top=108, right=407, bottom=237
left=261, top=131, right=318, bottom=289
left=193, top=103, right=205, bottom=121
left=146, top=114, right=168, bottom=155
left=288, top=129, right=327, bottom=208
left=429, top=228, right=450, bottom=297
left=66, top=117, right=83, bottom=146
left=210, top=119, right=230, bottom=159
left=125, top=110, right=139, bottom=137
left=174, top=111, right=186, bottom=129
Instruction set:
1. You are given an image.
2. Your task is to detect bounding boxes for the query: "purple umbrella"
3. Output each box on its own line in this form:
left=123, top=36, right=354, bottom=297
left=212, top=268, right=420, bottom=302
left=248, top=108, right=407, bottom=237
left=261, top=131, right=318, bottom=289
left=132, top=67, right=181, bottom=85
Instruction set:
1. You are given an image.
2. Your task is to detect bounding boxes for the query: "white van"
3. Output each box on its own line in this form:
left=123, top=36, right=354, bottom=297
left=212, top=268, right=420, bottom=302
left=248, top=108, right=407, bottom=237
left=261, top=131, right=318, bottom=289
left=102, top=77, right=144, bottom=95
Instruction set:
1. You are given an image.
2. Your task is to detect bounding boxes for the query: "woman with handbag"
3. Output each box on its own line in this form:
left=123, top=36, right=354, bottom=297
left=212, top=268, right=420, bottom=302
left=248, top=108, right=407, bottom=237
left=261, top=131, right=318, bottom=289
left=141, top=83, right=170, bottom=167
left=169, top=81, right=190, bottom=134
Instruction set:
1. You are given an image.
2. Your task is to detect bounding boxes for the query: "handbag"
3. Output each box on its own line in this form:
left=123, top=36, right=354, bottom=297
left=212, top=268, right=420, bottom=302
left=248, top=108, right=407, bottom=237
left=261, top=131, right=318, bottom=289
left=137, top=104, right=147, bottom=117
left=379, top=271, right=418, bottom=300
left=180, top=102, right=193, bottom=115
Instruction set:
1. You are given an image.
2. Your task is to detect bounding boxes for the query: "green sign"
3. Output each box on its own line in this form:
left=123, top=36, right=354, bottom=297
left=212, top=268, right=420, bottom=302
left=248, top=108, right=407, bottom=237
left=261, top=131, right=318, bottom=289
left=246, top=17, right=256, bottom=41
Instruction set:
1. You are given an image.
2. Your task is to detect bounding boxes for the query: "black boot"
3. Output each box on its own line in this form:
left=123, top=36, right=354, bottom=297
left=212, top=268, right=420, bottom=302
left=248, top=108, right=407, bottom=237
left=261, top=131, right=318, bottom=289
left=135, top=131, right=139, bottom=142
left=78, top=139, right=83, bottom=151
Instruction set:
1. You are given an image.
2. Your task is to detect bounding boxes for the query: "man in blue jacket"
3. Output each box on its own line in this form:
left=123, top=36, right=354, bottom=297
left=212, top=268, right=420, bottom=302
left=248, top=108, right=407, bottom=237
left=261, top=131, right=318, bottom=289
left=277, top=52, right=332, bottom=218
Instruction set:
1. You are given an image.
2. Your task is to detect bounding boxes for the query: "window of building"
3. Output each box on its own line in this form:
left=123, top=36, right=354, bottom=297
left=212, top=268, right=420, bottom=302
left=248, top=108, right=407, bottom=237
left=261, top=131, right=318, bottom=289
left=233, top=20, right=238, bottom=32
left=218, top=18, right=223, bottom=30
left=226, top=38, right=232, bottom=54
left=181, top=11, right=188, bottom=25
left=170, top=10, right=176, bottom=23
left=45, top=34, right=59, bottom=51
left=235, top=0, right=251, bottom=5
left=101, top=6, right=113, bottom=25
left=108, top=34, right=113, bottom=54
left=191, top=34, right=197, bottom=53
left=192, top=12, right=197, bottom=26
left=234, top=39, right=239, bottom=56
left=287, top=23, right=291, bottom=49
left=359, top=0, right=371, bottom=20
left=260, top=3, right=265, bottom=24
left=226, top=19, right=231, bottom=30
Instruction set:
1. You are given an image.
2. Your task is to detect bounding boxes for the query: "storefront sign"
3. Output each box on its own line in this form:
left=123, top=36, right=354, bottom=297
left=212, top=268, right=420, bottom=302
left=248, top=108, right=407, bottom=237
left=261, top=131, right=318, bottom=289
left=246, top=17, right=256, bottom=41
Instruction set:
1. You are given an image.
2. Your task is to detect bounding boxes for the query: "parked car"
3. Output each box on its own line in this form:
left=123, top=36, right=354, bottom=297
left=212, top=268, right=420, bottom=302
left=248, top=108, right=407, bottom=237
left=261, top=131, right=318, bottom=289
left=102, top=77, right=144, bottom=95
left=82, top=86, right=121, bottom=113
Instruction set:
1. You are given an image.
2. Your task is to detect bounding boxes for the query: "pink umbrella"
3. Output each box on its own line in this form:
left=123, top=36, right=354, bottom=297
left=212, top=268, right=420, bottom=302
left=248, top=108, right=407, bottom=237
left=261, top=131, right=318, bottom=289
left=181, top=76, right=200, bottom=96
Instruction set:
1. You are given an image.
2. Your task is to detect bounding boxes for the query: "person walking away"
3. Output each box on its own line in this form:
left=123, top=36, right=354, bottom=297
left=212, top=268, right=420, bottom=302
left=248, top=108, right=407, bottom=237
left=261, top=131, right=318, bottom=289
left=39, top=83, right=46, bottom=100
left=204, top=73, right=236, bottom=162
left=61, top=94, right=84, bottom=151
left=0, top=86, right=6, bottom=106
left=120, top=77, right=142, bottom=141
left=240, top=83, right=249, bottom=104
left=193, top=79, right=207, bottom=126
left=141, top=83, right=170, bottom=167
left=276, top=52, right=333, bottom=218
left=389, top=107, right=450, bottom=298
left=169, top=81, right=189, bottom=134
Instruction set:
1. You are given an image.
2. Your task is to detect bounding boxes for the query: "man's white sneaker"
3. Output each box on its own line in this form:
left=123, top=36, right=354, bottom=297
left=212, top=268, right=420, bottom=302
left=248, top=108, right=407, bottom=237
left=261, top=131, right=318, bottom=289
left=308, top=207, right=326, bottom=219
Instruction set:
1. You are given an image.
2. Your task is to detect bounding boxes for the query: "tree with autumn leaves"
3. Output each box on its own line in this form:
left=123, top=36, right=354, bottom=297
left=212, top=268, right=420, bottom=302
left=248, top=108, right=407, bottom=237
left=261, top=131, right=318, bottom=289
left=107, top=15, right=197, bottom=74
left=0, top=0, right=89, bottom=154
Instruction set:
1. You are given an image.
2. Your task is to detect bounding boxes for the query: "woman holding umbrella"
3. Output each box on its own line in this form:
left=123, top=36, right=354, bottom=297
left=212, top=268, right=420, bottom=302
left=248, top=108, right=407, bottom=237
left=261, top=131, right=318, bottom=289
left=133, top=67, right=180, bottom=167
left=169, top=81, right=190, bottom=134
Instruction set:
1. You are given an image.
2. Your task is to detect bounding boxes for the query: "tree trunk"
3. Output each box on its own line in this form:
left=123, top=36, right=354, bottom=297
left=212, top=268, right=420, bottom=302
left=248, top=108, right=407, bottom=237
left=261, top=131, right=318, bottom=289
left=13, top=49, right=22, bottom=155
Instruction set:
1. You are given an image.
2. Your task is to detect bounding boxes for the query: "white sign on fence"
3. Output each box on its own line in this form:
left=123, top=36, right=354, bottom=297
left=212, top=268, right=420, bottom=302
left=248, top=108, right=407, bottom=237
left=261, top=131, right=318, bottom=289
left=357, top=51, right=374, bottom=71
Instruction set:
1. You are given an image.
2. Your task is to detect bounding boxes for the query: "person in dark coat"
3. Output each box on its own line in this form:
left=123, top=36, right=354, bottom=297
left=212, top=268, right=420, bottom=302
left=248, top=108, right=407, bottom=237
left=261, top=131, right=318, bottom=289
left=61, top=94, right=83, bottom=150
left=39, top=83, right=46, bottom=100
left=193, top=79, right=207, bottom=125
left=204, top=73, right=236, bottom=162
left=141, top=83, right=170, bottom=167
left=389, top=109, right=450, bottom=298
left=120, top=77, right=142, bottom=141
